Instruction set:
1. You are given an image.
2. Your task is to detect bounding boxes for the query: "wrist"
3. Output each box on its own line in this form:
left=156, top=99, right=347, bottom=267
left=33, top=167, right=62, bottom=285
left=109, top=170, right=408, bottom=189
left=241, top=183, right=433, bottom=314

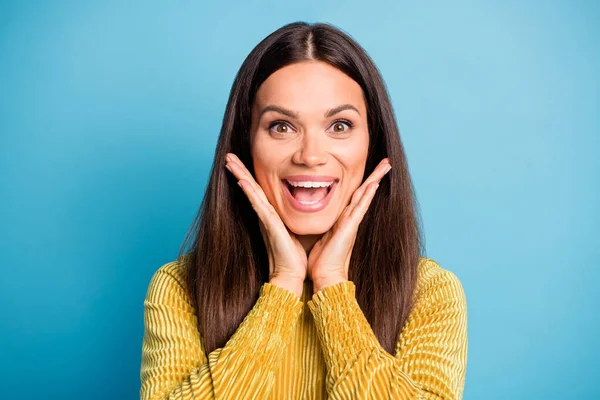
left=312, top=275, right=348, bottom=294
left=269, top=276, right=304, bottom=299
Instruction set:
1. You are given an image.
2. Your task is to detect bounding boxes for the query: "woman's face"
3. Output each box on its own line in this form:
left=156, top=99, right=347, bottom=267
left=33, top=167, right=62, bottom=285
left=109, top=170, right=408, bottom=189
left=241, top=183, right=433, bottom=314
left=250, top=60, right=370, bottom=235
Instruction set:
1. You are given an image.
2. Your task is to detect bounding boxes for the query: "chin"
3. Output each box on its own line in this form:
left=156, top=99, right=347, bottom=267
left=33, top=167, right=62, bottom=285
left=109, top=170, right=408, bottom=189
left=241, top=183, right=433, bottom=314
left=283, top=216, right=335, bottom=236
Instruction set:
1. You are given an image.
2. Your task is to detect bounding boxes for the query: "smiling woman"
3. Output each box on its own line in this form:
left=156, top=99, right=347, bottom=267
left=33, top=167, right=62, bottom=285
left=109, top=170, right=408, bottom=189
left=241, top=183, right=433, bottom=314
left=140, top=21, right=468, bottom=400
left=250, top=61, right=370, bottom=234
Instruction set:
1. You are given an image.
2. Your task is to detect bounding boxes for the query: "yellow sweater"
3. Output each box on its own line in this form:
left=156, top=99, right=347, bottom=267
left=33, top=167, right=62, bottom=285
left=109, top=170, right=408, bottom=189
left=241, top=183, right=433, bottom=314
left=140, top=255, right=468, bottom=399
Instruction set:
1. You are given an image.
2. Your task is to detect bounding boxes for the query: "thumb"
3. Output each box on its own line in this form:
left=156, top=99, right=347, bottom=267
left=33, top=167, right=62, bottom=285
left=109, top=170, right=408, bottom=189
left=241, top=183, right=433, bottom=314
left=259, top=220, right=269, bottom=245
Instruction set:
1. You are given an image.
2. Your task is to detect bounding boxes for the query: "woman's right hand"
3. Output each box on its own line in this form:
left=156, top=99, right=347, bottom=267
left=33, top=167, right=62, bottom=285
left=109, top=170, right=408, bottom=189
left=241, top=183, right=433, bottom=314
left=224, top=153, right=307, bottom=298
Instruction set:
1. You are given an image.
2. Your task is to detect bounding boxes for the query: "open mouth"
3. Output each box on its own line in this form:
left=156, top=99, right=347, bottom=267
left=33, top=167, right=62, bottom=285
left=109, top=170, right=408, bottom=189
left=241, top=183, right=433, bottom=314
left=282, top=179, right=339, bottom=212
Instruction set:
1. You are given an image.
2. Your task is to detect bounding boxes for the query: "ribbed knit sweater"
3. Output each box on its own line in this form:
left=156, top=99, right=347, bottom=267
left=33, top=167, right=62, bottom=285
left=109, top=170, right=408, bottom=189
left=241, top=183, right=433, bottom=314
left=140, top=255, right=468, bottom=399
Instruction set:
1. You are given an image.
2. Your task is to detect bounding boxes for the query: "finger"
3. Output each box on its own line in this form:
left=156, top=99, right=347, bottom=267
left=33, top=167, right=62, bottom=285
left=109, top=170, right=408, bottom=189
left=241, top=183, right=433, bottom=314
left=225, top=153, right=270, bottom=204
left=258, top=220, right=268, bottom=243
left=347, top=158, right=391, bottom=211
left=227, top=156, right=288, bottom=240
left=349, top=181, right=380, bottom=221
left=225, top=153, right=259, bottom=186
left=350, top=159, right=390, bottom=203
left=259, top=218, right=285, bottom=245
left=258, top=220, right=273, bottom=258
left=361, top=158, right=391, bottom=190
left=238, top=179, right=286, bottom=235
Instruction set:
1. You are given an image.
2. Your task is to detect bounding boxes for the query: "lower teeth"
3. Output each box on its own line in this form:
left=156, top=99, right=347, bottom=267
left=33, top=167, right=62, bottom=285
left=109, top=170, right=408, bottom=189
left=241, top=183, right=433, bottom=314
left=297, top=199, right=321, bottom=205
left=287, top=183, right=332, bottom=205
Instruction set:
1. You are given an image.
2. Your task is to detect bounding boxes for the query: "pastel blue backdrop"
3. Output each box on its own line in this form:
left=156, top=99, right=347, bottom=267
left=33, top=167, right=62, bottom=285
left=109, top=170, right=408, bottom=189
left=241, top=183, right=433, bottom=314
left=1, top=1, right=598, bottom=399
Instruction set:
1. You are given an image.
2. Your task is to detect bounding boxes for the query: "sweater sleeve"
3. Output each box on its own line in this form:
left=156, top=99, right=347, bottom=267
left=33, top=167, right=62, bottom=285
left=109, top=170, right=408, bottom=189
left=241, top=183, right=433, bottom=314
left=140, top=263, right=304, bottom=400
left=306, top=269, right=468, bottom=400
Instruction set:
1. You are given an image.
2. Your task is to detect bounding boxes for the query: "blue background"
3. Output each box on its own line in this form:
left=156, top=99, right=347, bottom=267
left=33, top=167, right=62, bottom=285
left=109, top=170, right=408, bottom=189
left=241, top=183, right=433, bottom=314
left=1, top=1, right=598, bottom=398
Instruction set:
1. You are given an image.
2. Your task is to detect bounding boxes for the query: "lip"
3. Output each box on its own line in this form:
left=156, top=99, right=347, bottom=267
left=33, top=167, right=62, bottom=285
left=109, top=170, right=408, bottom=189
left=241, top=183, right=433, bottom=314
left=282, top=179, right=339, bottom=213
left=283, top=175, right=338, bottom=183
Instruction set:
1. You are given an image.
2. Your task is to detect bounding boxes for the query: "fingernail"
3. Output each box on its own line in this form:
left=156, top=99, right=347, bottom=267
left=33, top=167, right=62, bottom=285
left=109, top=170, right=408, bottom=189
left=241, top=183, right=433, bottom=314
left=385, top=165, right=392, bottom=173
left=237, top=181, right=242, bottom=188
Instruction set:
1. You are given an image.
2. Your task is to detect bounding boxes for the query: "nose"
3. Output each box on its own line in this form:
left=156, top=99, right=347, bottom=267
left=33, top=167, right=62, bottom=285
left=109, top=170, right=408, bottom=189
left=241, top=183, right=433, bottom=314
left=291, top=131, right=328, bottom=167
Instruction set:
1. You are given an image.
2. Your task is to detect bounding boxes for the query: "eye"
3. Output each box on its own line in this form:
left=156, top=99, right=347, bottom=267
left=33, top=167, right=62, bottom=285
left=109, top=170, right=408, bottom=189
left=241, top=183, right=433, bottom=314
left=268, top=121, right=295, bottom=135
left=328, top=119, right=354, bottom=134
left=267, top=119, right=354, bottom=136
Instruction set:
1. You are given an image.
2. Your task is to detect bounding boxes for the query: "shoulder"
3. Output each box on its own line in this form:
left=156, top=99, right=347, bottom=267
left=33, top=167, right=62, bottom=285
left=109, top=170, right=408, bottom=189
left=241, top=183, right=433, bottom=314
left=414, top=256, right=467, bottom=308
left=144, top=253, right=194, bottom=310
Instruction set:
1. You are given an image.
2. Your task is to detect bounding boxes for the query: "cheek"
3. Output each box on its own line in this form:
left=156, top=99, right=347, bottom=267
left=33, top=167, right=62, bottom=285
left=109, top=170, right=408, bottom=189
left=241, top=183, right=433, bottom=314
left=251, top=138, right=271, bottom=175
left=338, top=152, right=369, bottom=201
left=251, top=145, right=283, bottom=199
left=336, top=137, right=369, bottom=179
left=251, top=159, right=271, bottom=194
left=251, top=136, right=282, bottom=168
left=335, top=127, right=369, bottom=160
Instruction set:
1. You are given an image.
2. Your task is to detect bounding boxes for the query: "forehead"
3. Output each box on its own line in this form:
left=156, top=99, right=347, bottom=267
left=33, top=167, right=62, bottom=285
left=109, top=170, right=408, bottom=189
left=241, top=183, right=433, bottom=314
left=253, top=61, right=366, bottom=115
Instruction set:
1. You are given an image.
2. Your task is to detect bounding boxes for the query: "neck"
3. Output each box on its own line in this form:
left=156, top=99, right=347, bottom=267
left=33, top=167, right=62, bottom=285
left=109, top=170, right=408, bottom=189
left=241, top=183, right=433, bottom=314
left=297, top=234, right=319, bottom=288
left=297, top=234, right=321, bottom=256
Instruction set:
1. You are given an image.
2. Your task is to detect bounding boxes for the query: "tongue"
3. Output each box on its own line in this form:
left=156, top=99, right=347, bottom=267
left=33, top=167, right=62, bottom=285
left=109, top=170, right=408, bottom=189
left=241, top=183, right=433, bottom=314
left=291, top=186, right=328, bottom=203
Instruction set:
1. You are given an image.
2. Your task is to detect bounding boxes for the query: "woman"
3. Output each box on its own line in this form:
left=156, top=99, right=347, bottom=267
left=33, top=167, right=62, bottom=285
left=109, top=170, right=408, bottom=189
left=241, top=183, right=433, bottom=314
left=140, top=21, right=467, bottom=400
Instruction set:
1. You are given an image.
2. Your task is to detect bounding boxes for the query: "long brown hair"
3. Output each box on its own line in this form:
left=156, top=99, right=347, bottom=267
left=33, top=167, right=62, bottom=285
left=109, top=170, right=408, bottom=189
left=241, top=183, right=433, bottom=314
left=179, top=21, right=425, bottom=356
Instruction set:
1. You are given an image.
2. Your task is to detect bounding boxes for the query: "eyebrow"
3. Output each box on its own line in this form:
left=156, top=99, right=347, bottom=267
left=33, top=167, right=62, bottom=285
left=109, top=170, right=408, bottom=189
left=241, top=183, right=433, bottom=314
left=257, top=104, right=360, bottom=121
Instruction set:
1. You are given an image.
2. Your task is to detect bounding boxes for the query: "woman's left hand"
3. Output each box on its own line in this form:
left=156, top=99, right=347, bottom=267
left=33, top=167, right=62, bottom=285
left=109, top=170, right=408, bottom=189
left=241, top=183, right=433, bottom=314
left=308, top=158, right=392, bottom=292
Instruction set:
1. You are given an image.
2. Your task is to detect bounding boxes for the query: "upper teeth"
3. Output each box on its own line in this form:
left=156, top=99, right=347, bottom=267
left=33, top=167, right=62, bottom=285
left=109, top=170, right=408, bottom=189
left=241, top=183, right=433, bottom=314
left=286, top=180, right=335, bottom=188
